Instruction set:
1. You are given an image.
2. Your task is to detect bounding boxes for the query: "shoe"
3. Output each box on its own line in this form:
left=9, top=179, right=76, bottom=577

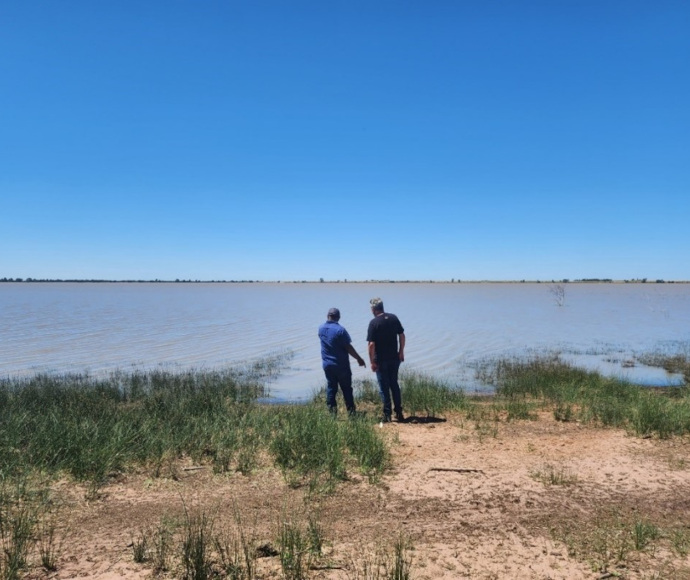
left=395, top=412, right=405, bottom=423
left=382, top=414, right=392, bottom=423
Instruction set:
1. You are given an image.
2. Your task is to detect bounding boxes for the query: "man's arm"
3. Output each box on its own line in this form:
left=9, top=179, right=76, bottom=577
left=346, top=344, right=366, bottom=367
left=368, top=342, right=378, bottom=372
left=398, top=332, right=405, bottom=362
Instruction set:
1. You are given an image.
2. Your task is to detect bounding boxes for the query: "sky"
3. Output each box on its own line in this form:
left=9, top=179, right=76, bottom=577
left=1, top=1, right=688, bottom=282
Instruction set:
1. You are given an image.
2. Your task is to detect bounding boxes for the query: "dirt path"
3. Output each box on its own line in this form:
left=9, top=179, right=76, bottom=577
left=34, top=411, right=690, bottom=579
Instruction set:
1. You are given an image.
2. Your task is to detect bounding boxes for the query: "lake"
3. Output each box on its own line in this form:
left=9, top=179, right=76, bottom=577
left=1, top=282, right=689, bottom=400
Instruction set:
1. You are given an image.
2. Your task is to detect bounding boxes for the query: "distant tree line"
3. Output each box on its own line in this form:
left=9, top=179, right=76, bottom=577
left=0, top=278, right=262, bottom=283
left=1, top=277, right=683, bottom=284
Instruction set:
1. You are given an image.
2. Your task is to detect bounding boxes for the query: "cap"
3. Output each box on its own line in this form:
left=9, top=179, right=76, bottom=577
left=327, top=307, right=341, bottom=319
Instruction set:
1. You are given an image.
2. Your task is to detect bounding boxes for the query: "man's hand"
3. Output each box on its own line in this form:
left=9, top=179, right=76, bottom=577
left=399, top=351, right=405, bottom=362
left=357, top=357, right=366, bottom=368
left=370, top=362, right=378, bottom=372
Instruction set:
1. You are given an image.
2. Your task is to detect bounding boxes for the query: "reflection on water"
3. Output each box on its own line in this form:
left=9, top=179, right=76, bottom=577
left=1, top=282, right=688, bottom=400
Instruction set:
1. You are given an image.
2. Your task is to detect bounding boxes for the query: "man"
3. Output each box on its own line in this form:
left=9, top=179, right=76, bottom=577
left=318, top=307, right=366, bottom=415
left=366, top=297, right=405, bottom=422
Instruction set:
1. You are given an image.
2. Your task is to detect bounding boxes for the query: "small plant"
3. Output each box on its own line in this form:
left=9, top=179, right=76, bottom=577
left=181, top=509, right=215, bottom=580
left=554, top=402, right=575, bottom=422
left=151, top=519, right=175, bottom=574
left=346, top=537, right=414, bottom=580
left=132, top=530, right=149, bottom=563
left=531, top=464, right=578, bottom=486
left=236, top=422, right=262, bottom=476
left=474, top=420, right=498, bottom=442
left=552, top=510, right=632, bottom=573
left=633, top=519, right=660, bottom=551
left=667, top=456, right=687, bottom=470
left=400, top=371, right=465, bottom=419
left=277, top=518, right=312, bottom=580
left=387, top=533, right=413, bottom=580
left=355, top=379, right=381, bottom=405
left=342, top=416, right=389, bottom=482
left=214, top=503, right=257, bottom=580
left=270, top=405, right=346, bottom=490
left=505, top=397, right=537, bottom=421
left=0, top=479, right=39, bottom=579
left=215, top=529, right=256, bottom=580
left=307, top=512, right=324, bottom=557
left=37, top=516, right=61, bottom=572
left=671, top=528, right=690, bottom=557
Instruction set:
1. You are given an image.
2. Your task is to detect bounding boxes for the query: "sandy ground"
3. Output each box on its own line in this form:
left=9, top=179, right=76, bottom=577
left=26, top=409, right=690, bottom=579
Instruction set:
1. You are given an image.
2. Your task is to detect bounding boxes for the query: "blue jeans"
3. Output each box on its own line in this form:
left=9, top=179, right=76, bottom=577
left=375, top=359, right=402, bottom=418
left=324, top=366, right=356, bottom=415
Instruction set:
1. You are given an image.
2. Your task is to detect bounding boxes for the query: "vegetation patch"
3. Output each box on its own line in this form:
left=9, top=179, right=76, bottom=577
left=478, top=354, right=690, bottom=438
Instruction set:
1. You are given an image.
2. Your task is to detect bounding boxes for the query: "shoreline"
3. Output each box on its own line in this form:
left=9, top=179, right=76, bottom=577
left=2, top=279, right=689, bottom=284
left=26, top=408, right=690, bottom=579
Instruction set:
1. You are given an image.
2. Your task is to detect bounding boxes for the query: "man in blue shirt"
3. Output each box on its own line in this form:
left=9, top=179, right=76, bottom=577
left=318, top=307, right=366, bottom=415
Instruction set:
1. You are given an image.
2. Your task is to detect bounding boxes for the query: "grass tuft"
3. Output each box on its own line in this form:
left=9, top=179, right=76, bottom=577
left=531, top=463, right=578, bottom=486
left=479, top=354, right=690, bottom=439
left=180, top=508, right=215, bottom=580
left=400, top=371, right=465, bottom=419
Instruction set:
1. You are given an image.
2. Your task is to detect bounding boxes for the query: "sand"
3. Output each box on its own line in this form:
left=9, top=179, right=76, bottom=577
left=28, top=409, right=690, bottom=579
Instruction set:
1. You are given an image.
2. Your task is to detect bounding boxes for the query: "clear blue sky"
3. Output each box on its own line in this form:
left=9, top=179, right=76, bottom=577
left=2, top=1, right=688, bottom=281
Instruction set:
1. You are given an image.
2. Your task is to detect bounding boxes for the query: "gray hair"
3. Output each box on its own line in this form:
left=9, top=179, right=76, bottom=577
left=370, top=297, right=384, bottom=312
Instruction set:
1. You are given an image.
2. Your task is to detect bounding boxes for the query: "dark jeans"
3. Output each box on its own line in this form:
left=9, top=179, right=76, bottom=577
left=324, top=366, right=355, bottom=415
left=375, top=359, right=402, bottom=418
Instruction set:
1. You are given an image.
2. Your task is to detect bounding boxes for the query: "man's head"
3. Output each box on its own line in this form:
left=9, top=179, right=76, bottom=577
left=369, top=297, right=384, bottom=313
left=327, top=307, right=341, bottom=321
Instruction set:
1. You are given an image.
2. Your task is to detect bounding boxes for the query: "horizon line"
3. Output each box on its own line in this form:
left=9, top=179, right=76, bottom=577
left=2, top=277, right=687, bottom=284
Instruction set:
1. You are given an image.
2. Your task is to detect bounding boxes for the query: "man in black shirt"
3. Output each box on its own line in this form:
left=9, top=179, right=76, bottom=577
left=366, top=297, right=406, bottom=422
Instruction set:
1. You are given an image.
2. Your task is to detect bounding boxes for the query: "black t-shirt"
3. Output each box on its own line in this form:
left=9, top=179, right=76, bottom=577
left=366, top=312, right=404, bottom=363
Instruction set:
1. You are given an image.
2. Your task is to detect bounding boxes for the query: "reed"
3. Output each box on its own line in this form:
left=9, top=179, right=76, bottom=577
left=342, top=415, right=389, bottom=481
left=482, top=355, right=690, bottom=438
left=0, top=364, right=396, bottom=505
left=354, top=378, right=382, bottom=405
left=0, top=476, right=58, bottom=579
left=180, top=508, right=215, bottom=580
left=345, top=533, right=415, bottom=580
left=277, top=517, right=312, bottom=580
left=399, top=371, right=466, bottom=419
left=637, top=350, right=690, bottom=384
left=0, top=369, right=265, bottom=485
left=270, top=404, right=346, bottom=490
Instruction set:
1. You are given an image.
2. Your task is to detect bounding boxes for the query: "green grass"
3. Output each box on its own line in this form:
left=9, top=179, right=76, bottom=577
left=270, top=404, right=346, bottom=490
left=549, top=508, right=687, bottom=576
left=6, top=354, right=689, bottom=577
left=180, top=508, right=215, bottom=580
left=480, top=354, right=690, bottom=439
left=531, top=463, right=578, bottom=486
left=637, top=350, right=690, bottom=384
left=0, top=476, right=58, bottom=580
left=346, top=533, right=415, bottom=580
left=0, top=368, right=266, bottom=484
left=342, top=415, right=389, bottom=481
left=277, top=517, right=313, bottom=580
left=399, top=371, right=466, bottom=418
left=3, top=354, right=688, bottom=499
left=0, top=364, right=397, bottom=497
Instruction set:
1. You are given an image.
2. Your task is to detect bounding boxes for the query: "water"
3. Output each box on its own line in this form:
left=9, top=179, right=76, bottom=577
left=1, top=282, right=689, bottom=400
